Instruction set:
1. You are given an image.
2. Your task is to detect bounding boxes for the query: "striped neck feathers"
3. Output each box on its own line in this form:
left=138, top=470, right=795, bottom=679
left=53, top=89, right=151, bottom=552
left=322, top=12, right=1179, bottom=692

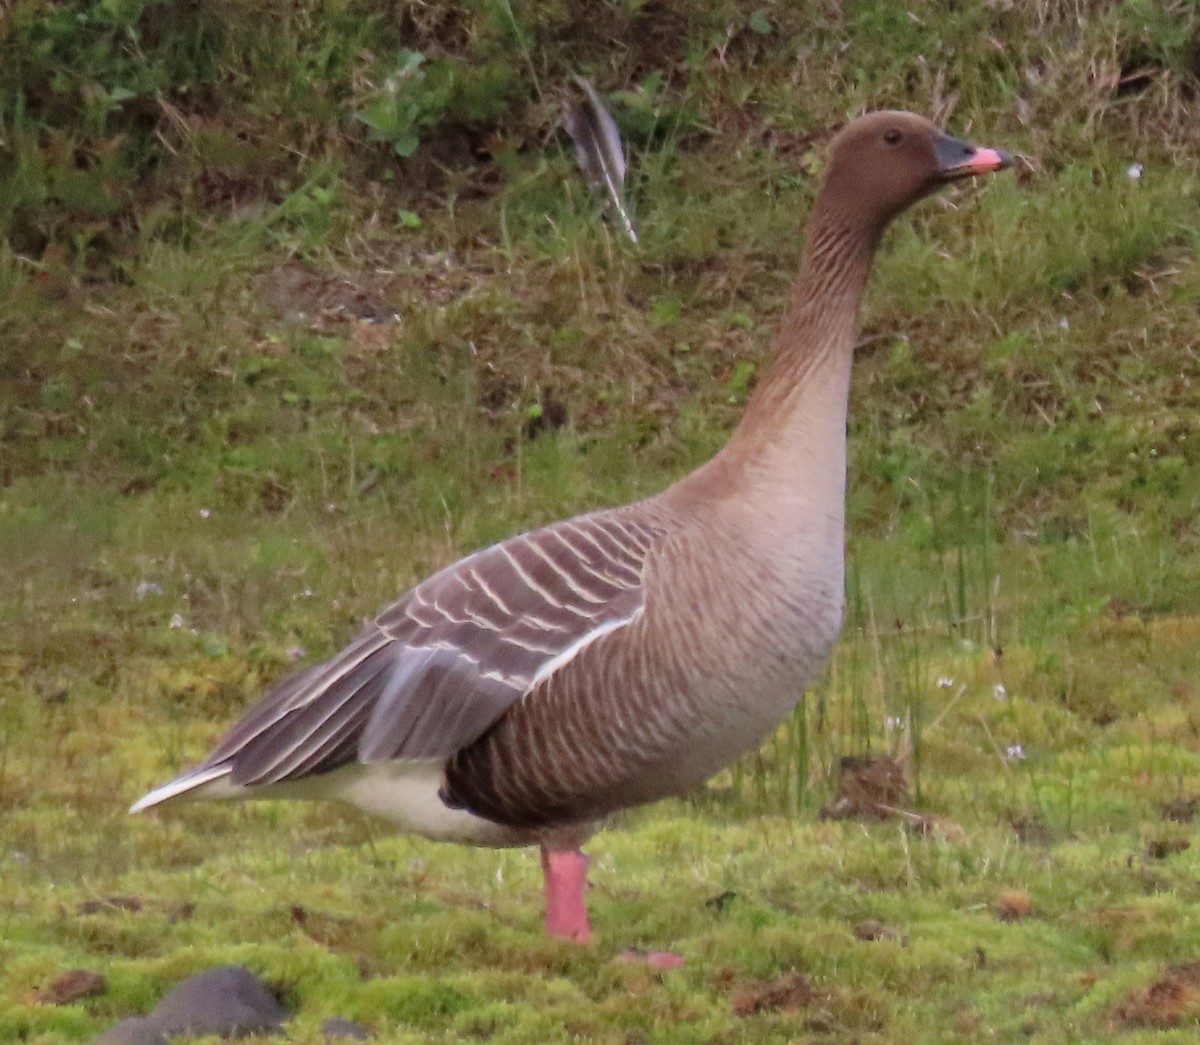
left=665, top=191, right=889, bottom=510
left=734, top=194, right=884, bottom=442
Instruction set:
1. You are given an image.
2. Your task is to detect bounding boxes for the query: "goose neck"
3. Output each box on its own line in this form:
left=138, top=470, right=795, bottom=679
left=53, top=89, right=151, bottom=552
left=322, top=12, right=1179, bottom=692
left=727, top=204, right=880, bottom=457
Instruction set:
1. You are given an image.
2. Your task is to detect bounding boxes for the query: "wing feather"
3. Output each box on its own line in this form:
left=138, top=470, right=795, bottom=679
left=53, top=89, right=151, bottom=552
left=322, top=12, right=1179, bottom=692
left=183, top=510, right=664, bottom=789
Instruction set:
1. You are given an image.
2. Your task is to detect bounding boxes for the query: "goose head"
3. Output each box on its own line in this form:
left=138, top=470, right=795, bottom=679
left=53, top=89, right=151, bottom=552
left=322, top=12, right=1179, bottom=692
left=819, top=110, right=1012, bottom=233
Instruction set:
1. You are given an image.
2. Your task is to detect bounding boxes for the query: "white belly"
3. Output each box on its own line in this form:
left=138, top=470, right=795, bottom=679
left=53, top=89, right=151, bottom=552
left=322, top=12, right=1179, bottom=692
left=325, top=762, right=533, bottom=847
left=176, top=760, right=533, bottom=848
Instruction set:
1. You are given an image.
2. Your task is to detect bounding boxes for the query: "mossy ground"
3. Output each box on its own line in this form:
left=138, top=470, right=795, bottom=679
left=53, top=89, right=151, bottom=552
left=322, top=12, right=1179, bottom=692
left=4, top=1, right=1200, bottom=1041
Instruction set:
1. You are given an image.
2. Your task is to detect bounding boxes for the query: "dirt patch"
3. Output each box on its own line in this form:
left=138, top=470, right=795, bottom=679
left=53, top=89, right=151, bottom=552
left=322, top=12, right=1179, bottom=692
left=1010, top=814, right=1054, bottom=845
left=290, top=904, right=359, bottom=948
left=1160, top=795, right=1200, bottom=823
left=994, top=888, right=1033, bottom=922
left=73, top=894, right=191, bottom=922
left=853, top=918, right=907, bottom=944
left=901, top=811, right=966, bottom=840
left=1114, top=961, right=1200, bottom=1029
left=32, top=969, right=105, bottom=1005
left=76, top=895, right=144, bottom=915
left=253, top=248, right=483, bottom=336
left=731, top=971, right=818, bottom=1016
left=819, top=756, right=908, bottom=821
left=255, top=262, right=399, bottom=326
left=289, top=904, right=382, bottom=976
left=727, top=972, right=884, bottom=1035
left=1146, top=837, right=1190, bottom=860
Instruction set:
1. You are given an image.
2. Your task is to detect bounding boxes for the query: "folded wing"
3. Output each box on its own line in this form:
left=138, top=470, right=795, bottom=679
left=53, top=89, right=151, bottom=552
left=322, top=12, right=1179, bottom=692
left=192, top=511, right=663, bottom=789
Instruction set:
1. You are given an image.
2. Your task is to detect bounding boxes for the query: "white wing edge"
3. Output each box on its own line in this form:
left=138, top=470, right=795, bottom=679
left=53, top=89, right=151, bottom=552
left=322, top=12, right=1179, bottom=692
left=526, top=607, right=643, bottom=691
left=129, top=764, right=233, bottom=813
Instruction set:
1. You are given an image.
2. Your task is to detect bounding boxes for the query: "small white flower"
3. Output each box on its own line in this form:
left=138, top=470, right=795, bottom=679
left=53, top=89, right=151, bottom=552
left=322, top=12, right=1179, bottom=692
left=169, top=613, right=184, bottom=629
left=937, top=676, right=954, bottom=689
left=1005, top=743, right=1025, bottom=761
left=1126, top=162, right=1143, bottom=181
left=198, top=508, right=211, bottom=519
left=1057, top=317, right=1069, bottom=330
left=994, top=683, right=1008, bottom=701
left=135, top=580, right=163, bottom=599
left=885, top=715, right=905, bottom=731
left=286, top=645, right=305, bottom=661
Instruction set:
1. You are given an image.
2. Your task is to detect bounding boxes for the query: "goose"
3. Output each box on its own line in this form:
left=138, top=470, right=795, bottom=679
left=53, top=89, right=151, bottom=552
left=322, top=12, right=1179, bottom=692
left=132, top=111, right=1011, bottom=950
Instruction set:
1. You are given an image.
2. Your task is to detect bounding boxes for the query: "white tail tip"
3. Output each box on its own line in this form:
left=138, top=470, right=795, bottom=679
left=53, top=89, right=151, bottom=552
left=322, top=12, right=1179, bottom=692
left=129, top=765, right=232, bottom=814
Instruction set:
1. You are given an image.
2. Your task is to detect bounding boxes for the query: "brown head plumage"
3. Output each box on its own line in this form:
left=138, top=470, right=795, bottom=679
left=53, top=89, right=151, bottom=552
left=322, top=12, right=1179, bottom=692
left=817, top=110, right=1012, bottom=234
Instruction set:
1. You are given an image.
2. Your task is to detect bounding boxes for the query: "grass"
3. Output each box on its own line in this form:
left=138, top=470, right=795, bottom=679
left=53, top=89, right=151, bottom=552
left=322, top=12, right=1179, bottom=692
left=4, top=0, right=1200, bottom=1041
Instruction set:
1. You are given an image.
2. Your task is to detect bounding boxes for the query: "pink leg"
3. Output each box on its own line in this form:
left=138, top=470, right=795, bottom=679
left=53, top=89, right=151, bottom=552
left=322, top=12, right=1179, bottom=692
left=540, top=844, right=592, bottom=942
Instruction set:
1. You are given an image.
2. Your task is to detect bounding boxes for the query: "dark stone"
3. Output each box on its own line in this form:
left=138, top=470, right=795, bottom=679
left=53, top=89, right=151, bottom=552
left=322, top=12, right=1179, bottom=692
left=94, top=965, right=288, bottom=1041
left=148, top=965, right=287, bottom=1037
left=322, top=1015, right=371, bottom=1040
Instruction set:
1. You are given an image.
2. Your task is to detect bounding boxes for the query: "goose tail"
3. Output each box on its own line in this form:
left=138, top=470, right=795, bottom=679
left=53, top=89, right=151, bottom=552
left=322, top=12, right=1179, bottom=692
left=129, top=764, right=234, bottom=814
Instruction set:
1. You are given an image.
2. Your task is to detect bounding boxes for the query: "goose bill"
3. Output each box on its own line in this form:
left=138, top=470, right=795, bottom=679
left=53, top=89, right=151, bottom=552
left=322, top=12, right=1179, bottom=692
left=935, top=138, right=1013, bottom=180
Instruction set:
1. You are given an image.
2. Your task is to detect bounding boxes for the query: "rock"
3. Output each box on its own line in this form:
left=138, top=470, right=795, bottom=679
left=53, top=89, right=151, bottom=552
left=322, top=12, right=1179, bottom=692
left=149, top=965, right=287, bottom=1037
left=92, top=965, right=287, bottom=1043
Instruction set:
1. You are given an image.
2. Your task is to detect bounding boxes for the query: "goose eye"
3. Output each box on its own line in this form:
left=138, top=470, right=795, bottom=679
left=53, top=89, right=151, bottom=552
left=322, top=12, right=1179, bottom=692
left=883, top=129, right=903, bottom=145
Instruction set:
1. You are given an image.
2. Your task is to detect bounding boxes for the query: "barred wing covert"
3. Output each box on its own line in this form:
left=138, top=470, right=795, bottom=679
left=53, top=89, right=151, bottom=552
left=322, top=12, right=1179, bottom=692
left=200, top=511, right=664, bottom=787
